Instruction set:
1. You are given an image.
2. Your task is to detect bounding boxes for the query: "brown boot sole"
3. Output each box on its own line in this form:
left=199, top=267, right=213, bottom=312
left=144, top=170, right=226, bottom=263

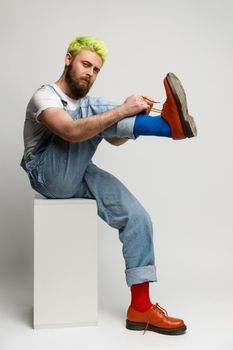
left=126, top=319, right=187, bottom=335
left=166, top=72, right=197, bottom=138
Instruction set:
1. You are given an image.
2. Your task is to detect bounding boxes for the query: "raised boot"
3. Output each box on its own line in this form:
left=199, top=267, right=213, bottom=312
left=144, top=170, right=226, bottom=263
left=161, top=72, right=197, bottom=139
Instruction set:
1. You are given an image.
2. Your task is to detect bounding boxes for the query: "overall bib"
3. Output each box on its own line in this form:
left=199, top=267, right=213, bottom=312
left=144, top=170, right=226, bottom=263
left=21, top=86, right=157, bottom=286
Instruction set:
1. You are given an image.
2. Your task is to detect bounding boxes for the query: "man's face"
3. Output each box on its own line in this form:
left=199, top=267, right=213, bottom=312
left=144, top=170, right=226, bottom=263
left=65, top=49, right=103, bottom=99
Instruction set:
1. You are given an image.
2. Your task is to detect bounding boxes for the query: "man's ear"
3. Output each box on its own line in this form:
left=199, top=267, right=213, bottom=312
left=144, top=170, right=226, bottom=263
left=65, top=52, right=73, bottom=67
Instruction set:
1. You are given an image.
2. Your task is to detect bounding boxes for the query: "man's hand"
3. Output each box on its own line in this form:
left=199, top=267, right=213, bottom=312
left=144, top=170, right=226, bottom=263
left=142, top=95, right=154, bottom=115
left=119, top=94, right=152, bottom=117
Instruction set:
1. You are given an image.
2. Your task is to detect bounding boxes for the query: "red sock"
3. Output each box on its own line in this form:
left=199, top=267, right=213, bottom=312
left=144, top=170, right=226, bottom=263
left=130, top=282, right=153, bottom=312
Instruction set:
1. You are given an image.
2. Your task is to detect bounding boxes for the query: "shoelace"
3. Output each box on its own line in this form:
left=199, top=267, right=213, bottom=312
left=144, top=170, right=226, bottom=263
left=142, top=96, right=162, bottom=114
left=143, top=303, right=169, bottom=335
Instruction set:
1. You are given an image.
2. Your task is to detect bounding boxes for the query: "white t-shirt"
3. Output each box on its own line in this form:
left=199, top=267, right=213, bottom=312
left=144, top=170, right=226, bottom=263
left=23, top=83, right=80, bottom=159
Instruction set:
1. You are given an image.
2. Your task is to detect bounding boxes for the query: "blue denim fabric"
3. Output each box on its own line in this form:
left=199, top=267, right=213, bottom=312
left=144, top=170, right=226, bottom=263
left=21, top=92, right=157, bottom=287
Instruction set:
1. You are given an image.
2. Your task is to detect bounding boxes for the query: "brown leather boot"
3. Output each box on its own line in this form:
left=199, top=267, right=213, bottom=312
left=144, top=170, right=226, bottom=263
left=162, top=72, right=197, bottom=139
left=126, top=303, right=187, bottom=335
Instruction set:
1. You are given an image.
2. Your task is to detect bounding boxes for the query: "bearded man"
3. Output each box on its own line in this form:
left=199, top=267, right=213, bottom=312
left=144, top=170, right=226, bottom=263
left=21, top=36, right=197, bottom=335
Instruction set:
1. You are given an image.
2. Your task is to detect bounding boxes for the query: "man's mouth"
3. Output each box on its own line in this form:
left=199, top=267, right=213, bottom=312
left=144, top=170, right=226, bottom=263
left=80, top=78, right=90, bottom=84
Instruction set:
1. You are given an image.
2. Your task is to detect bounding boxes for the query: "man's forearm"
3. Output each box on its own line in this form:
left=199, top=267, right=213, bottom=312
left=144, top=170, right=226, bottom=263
left=68, top=106, right=126, bottom=142
left=39, top=94, right=150, bottom=143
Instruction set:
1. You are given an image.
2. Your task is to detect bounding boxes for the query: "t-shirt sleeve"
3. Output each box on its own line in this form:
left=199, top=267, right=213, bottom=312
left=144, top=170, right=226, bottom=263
left=27, top=85, right=63, bottom=123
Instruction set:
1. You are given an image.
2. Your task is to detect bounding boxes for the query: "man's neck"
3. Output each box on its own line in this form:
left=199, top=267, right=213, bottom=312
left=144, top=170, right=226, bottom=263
left=55, top=76, right=78, bottom=100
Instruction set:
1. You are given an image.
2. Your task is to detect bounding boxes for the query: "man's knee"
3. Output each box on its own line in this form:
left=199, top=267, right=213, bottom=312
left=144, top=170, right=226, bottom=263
left=126, top=200, right=153, bottom=231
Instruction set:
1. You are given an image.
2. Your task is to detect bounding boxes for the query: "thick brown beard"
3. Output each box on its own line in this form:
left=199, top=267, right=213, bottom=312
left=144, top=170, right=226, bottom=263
left=65, top=64, right=92, bottom=99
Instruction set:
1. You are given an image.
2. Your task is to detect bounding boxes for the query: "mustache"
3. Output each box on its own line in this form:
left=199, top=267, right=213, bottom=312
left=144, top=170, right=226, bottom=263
left=80, top=77, right=91, bottom=83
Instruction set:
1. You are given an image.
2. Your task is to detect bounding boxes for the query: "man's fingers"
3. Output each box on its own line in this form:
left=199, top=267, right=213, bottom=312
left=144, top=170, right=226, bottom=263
left=121, top=94, right=153, bottom=117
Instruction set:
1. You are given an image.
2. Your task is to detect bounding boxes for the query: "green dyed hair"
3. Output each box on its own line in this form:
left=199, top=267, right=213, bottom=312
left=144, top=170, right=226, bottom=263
left=67, top=36, right=109, bottom=63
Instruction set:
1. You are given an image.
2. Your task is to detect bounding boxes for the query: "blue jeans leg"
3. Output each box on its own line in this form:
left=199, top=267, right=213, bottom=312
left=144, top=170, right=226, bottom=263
left=79, top=163, right=157, bottom=287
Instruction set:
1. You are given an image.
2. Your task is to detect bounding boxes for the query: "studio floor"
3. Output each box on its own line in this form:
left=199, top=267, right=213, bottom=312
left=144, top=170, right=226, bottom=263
left=1, top=265, right=232, bottom=350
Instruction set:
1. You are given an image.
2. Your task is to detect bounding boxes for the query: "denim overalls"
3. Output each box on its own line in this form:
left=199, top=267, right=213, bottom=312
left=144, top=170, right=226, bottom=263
left=21, top=85, right=157, bottom=286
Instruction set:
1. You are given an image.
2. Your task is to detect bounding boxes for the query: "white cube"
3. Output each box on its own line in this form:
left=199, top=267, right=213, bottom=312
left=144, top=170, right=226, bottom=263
left=33, top=194, right=98, bottom=328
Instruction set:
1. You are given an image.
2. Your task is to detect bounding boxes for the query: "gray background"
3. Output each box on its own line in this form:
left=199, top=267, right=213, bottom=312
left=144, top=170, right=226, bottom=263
left=0, top=0, right=232, bottom=349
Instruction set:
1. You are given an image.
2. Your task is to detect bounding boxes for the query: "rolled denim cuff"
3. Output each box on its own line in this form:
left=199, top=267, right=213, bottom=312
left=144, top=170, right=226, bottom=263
left=116, top=116, right=137, bottom=139
left=125, top=265, right=157, bottom=287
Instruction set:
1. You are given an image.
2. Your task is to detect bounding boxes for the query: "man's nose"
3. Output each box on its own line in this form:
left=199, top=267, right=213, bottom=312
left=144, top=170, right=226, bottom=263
left=86, top=67, right=94, bottom=77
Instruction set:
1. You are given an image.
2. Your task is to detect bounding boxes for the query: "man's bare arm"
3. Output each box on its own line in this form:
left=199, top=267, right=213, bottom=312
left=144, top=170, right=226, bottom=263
left=38, top=95, right=150, bottom=142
